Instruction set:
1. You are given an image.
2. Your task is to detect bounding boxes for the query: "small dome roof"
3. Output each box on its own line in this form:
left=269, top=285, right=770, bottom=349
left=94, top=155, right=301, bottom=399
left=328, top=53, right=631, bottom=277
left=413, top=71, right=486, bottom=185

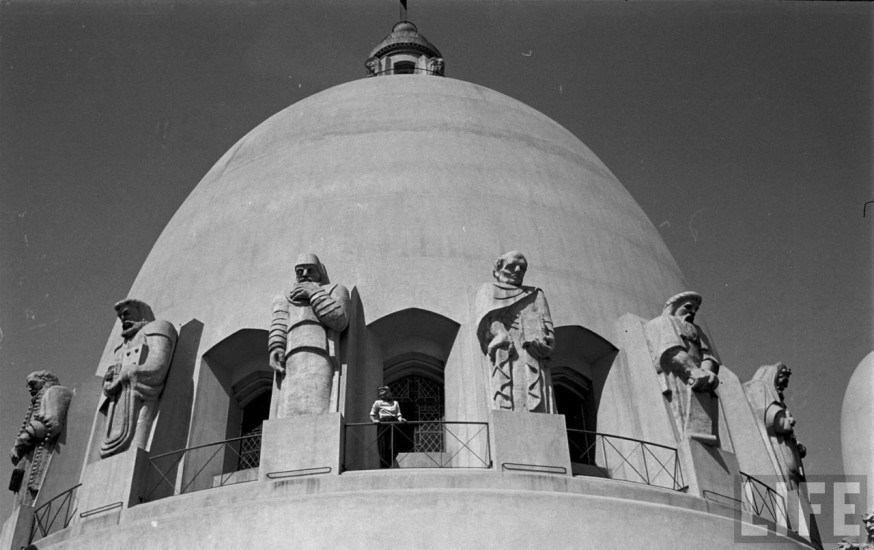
left=368, top=21, right=441, bottom=59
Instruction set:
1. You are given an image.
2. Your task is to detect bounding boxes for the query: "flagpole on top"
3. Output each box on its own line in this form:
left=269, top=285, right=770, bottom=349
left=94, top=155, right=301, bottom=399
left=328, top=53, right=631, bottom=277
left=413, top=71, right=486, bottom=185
left=400, top=0, right=407, bottom=21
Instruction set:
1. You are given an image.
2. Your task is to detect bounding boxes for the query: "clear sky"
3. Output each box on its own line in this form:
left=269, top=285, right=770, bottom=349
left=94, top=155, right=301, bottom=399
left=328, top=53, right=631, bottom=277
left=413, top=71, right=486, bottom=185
left=1, top=0, right=871, bottom=523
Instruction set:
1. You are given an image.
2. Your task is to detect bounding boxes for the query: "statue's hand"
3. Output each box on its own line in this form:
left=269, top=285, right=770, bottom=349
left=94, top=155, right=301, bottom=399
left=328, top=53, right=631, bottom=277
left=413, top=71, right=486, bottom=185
left=289, top=282, right=319, bottom=301
left=9, top=448, right=20, bottom=466
left=487, top=332, right=512, bottom=361
left=797, top=442, right=807, bottom=459
left=269, top=349, right=286, bottom=374
left=525, top=336, right=554, bottom=359
left=689, top=368, right=718, bottom=391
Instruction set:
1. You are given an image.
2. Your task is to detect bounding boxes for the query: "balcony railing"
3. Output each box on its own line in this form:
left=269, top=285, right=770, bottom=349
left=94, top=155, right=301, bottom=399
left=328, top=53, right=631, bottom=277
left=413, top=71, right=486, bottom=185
left=567, top=429, right=686, bottom=491
left=141, top=434, right=262, bottom=503
left=740, top=472, right=788, bottom=527
left=28, top=483, right=80, bottom=544
left=343, top=421, right=490, bottom=471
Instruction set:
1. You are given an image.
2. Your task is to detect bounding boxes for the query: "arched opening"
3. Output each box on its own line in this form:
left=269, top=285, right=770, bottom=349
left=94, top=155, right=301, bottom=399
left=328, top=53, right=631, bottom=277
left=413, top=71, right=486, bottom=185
left=182, top=329, right=272, bottom=491
left=364, top=308, right=460, bottom=468
left=552, top=368, right=596, bottom=465
left=550, top=325, right=618, bottom=475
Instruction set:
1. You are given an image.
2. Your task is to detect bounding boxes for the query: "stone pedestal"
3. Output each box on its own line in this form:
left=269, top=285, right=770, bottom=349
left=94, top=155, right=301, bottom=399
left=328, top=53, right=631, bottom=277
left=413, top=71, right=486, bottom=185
left=489, top=410, right=571, bottom=475
left=259, top=413, right=343, bottom=481
left=75, top=447, right=150, bottom=532
left=0, top=500, right=34, bottom=550
left=678, top=437, right=740, bottom=502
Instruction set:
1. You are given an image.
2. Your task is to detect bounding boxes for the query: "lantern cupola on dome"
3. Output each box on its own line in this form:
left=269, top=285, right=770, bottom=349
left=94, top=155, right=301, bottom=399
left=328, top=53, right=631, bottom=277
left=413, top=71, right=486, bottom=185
left=365, top=21, right=444, bottom=77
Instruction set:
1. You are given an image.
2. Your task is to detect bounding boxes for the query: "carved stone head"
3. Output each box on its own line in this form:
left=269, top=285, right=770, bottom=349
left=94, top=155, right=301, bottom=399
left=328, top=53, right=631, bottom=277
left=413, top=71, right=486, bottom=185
left=114, top=298, right=156, bottom=339
left=774, top=363, right=792, bottom=393
left=294, top=253, right=329, bottom=285
left=492, top=251, right=528, bottom=286
left=662, top=291, right=702, bottom=324
left=25, top=370, right=59, bottom=396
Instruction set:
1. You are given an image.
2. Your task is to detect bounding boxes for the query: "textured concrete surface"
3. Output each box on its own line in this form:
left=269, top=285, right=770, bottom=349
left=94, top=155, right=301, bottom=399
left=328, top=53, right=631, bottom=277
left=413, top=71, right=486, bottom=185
left=35, top=470, right=816, bottom=550
left=489, top=410, right=571, bottom=474
left=258, top=414, right=343, bottom=481
left=842, top=351, right=874, bottom=511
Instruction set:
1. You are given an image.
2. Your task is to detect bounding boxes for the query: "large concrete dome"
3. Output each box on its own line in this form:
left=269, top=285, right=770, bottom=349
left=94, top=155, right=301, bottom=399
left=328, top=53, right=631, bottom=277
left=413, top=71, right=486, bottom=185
left=22, top=72, right=818, bottom=550
left=113, top=74, right=686, bottom=361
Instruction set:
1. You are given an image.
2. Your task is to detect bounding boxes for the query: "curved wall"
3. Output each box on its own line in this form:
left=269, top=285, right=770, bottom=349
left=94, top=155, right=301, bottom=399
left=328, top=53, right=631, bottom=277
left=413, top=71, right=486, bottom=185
left=842, top=351, right=874, bottom=511
left=98, top=75, right=686, bottom=370
left=38, top=471, right=815, bottom=550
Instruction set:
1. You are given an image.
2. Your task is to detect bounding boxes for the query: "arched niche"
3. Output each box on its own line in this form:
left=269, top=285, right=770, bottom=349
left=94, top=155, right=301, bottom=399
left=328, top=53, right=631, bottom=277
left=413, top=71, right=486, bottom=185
left=550, top=325, right=618, bottom=469
left=184, top=329, right=272, bottom=491
left=365, top=309, right=460, bottom=462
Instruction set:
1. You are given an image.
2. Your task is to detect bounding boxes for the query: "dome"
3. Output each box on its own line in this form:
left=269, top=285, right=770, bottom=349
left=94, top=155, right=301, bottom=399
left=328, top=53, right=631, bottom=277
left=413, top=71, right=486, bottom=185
left=112, top=75, right=686, bottom=362
left=368, top=21, right=441, bottom=59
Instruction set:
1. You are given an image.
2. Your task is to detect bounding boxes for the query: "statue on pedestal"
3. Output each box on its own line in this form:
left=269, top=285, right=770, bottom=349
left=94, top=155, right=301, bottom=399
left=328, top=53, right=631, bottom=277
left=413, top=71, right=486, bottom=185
left=744, top=362, right=807, bottom=487
left=269, top=253, right=350, bottom=418
left=9, top=371, right=72, bottom=503
left=645, top=291, right=720, bottom=444
left=475, top=251, right=555, bottom=412
left=100, top=299, right=177, bottom=458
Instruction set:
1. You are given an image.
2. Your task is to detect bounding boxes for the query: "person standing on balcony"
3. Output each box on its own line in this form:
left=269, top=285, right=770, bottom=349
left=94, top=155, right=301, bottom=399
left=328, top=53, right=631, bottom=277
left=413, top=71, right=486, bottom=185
left=370, top=386, right=406, bottom=468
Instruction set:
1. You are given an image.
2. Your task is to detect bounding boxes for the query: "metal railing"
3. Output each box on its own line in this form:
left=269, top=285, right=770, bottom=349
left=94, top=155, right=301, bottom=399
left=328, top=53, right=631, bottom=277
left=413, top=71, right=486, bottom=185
left=567, top=429, right=686, bottom=491
left=740, top=472, right=788, bottom=526
left=343, top=421, right=490, bottom=471
left=141, top=433, right=262, bottom=503
left=28, top=483, right=80, bottom=544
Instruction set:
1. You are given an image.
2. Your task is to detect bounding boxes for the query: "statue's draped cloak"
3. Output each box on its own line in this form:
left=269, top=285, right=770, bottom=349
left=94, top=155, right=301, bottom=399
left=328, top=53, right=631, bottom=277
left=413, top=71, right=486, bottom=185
left=101, top=319, right=177, bottom=458
left=270, top=282, right=350, bottom=418
left=744, top=364, right=805, bottom=486
left=645, top=315, right=719, bottom=440
left=19, top=385, right=72, bottom=496
left=475, top=282, right=555, bottom=412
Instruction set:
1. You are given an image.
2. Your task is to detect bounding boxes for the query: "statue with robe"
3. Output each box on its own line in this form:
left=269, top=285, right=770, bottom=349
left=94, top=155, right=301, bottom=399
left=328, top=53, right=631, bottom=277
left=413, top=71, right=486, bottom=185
left=269, top=253, right=350, bottom=418
left=743, top=362, right=807, bottom=487
left=8, top=371, right=72, bottom=503
left=100, top=299, right=178, bottom=458
left=645, top=291, right=720, bottom=444
left=475, top=251, right=555, bottom=412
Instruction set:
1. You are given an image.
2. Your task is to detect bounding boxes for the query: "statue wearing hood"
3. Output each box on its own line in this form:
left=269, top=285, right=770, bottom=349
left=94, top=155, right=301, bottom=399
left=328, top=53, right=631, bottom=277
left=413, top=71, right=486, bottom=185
left=100, top=299, right=177, bottom=458
left=269, top=253, right=350, bottom=418
left=645, top=291, right=720, bottom=444
left=8, top=371, right=72, bottom=503
left=743, top=362, right=807, bottom=487
left=475, top=251, right=555, bottom=412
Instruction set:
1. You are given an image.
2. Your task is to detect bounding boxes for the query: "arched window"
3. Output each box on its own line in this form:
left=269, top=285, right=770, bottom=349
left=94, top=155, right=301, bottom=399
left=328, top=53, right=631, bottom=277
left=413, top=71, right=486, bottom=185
left=550, top=325, right=618, bottom=471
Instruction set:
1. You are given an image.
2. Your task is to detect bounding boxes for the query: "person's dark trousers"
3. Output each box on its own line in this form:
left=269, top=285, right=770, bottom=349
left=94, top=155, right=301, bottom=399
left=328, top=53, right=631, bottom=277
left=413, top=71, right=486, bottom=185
left=377, top=418, right=399, bottom=468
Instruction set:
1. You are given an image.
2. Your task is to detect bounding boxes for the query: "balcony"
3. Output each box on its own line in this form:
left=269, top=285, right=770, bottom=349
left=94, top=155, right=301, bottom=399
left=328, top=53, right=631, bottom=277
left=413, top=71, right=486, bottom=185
left=343, top=421, right=491, bottom=470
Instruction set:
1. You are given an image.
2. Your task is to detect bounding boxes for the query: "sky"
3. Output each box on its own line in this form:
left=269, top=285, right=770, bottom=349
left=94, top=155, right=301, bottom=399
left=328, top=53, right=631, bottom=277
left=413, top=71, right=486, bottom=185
left=1, top=0, right=871, bottom=525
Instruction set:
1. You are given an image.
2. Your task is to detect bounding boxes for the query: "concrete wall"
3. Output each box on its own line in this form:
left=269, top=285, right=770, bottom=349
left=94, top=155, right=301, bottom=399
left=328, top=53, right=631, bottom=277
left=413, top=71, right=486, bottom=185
left=34, top=470, right=816, bottom=550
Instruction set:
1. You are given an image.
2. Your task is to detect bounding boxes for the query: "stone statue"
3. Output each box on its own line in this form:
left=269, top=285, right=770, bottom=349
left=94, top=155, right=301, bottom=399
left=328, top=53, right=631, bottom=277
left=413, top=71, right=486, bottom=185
left=744, top=363, right=807, bottom=487
left=838, top=513, right=874, bottom=549
left=269, top=253, right=350, bottom=418
left=100, top=299, right=178, bottom=458
left=365, top=57, right=380, bottom=77
left=645, top=291, right=720, bottom=444
left=475, top=251, right=555, bottom=412
left=8, top=371, right=72, bottom=503
left=427, top=57, right=444, bottom=76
